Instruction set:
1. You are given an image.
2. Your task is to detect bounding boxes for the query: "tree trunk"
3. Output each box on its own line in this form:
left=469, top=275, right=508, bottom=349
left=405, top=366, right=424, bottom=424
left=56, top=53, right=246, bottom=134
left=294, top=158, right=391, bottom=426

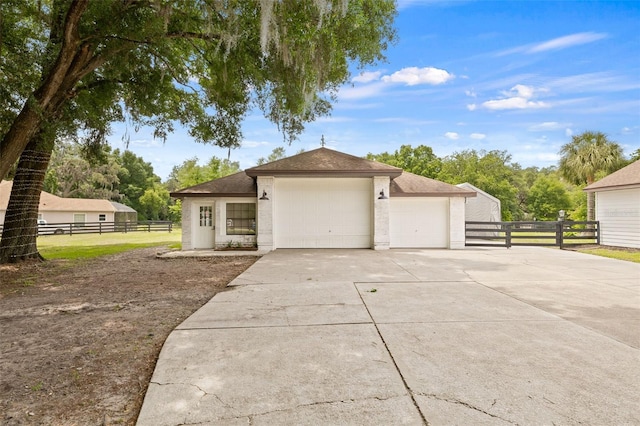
left=0, top=133, right=54, bottom=263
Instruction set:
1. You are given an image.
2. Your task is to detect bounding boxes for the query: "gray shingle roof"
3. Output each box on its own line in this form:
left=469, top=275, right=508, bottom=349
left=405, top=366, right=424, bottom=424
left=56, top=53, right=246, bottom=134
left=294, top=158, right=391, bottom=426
left=170, top=149, right=477, bottom=198
left=170, top=172, right=257, bottom=198
left=391, top=172, right=476, bottom=197
left=245, top=147, right=403, bottom=177
left=584, top=160, right=640, bottom=192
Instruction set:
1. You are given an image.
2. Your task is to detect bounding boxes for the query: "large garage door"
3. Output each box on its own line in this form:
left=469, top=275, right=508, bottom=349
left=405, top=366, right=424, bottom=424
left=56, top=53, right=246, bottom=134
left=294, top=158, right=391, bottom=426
left=275, top=178, right=371, bottom=248
left=390, top=198, right=449, bottom=248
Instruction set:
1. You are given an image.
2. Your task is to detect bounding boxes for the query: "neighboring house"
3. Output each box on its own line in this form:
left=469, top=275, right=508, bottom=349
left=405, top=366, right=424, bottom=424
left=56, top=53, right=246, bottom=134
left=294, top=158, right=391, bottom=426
left=584, top=159, right=640, bottom=249
left=171, top=147, right=476, bottom=251
left=0, top=180, right=136, bottom=232
left=456, top=182, right=501, bottom=237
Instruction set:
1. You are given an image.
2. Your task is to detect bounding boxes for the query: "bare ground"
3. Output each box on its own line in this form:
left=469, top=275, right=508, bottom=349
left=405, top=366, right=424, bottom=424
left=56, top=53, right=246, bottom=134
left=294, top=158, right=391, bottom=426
left=0, top=248, right=257, bottom=425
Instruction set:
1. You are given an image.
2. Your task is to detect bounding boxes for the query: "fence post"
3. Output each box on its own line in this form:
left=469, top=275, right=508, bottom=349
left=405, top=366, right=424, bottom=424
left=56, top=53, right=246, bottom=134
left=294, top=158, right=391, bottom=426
left=148, top=222, right=151, bottom=232
left=169, top=222, right=172, bottom=232
left=556, top=221, right=564, bottom=248
left=595, top=221, right=600, bottom=245
left=99, top=222, right=102, bottom=235
left=505, top=223, right=512, bottom=248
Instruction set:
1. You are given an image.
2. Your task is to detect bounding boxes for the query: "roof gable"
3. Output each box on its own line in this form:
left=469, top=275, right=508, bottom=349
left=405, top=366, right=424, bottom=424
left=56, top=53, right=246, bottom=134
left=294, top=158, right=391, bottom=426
left=245, top=147, right=402, bottom=178
left=584, top=160, right=640, bottom=192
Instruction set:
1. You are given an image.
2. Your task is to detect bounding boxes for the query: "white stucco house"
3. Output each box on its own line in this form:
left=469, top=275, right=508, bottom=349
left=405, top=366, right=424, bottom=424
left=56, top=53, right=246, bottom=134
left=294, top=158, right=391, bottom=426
left=584, top=159, right=640, bottom=249
left=171, top=148, right=476, bottom=251
left=0, top=180, right=137, bottom=233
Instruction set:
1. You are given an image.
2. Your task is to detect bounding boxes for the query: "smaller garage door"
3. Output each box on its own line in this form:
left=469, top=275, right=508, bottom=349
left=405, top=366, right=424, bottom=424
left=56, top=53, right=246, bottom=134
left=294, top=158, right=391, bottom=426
left=390, top=198, right=449, bottom=248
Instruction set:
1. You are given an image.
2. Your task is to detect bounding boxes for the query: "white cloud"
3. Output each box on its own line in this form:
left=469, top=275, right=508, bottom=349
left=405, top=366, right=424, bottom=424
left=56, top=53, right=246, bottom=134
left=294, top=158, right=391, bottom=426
left=481, top=84, right=550, bottom=111
left=382, top=67, right=454, bottom=86
left=465, top=89, right=477, bottom=98
left=497, top=32, right=607, bottom=56
left=470, top=133, right=486, bottom=140
left=240, top=140, right=269, bottom=148
left=352, top=71, right=382, bottom=83
left=528, top=32, right=608, bottom=53
left=444, top=132, right=459, bottom=140
left=483, top=97, right=549, bottom=110
left=338, top=82, right=386, bottom=100
left=129, top=138, right=161, bottom=148
left=467, top=103, right=477, bottom=111
left=565, top=128, right=573, bottom=137
left=528, top=122, right=568, bottom=131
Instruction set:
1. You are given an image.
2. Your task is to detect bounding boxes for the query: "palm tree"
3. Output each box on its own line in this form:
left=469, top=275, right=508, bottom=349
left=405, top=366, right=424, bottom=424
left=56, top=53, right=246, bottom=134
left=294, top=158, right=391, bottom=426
left=558, top=131, right=625, bottom=221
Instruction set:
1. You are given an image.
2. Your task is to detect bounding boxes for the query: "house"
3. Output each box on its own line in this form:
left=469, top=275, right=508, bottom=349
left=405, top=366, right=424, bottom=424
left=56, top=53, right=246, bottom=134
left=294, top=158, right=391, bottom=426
left=171, top=147, right=476, bottom=251
left=584, top=159, right=640, bottom=249
left=0, top=180, right=137, bottom=232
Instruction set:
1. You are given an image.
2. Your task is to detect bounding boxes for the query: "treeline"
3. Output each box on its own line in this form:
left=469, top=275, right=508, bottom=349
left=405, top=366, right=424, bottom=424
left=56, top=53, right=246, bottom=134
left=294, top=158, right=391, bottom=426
left=41, top=134, right=637, bottom=223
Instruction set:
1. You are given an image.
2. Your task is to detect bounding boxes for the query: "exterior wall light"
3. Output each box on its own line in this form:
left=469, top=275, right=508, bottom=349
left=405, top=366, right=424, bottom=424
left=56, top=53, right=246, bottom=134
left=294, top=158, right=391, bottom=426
left=378, top=189, right=388, bottom=199
left=259, top=190, right=269, bottom=200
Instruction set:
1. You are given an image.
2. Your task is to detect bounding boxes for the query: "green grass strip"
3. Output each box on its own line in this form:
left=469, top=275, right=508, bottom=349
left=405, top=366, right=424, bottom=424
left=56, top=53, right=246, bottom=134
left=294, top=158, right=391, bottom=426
left=37, top=231, right=181, bottom=260
left=576, top=248, right=640, bottom=264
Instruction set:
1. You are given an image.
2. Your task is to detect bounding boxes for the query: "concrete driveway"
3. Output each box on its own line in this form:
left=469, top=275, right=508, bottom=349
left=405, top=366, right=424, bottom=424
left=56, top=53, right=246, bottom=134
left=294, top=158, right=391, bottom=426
left=137, top=247, right=640, bottom=425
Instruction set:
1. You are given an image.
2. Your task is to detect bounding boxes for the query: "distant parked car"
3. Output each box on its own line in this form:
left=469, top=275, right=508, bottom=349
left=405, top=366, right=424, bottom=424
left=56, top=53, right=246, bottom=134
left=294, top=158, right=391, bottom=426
left=38, top=219, right=65, bottom=235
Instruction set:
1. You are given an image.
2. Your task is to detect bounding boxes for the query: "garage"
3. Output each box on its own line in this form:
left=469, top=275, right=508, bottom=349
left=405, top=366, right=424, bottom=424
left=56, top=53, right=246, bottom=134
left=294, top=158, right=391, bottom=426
left=274, top=178, right=372, bottom=248
left=390, top=197, right=449, bottom=248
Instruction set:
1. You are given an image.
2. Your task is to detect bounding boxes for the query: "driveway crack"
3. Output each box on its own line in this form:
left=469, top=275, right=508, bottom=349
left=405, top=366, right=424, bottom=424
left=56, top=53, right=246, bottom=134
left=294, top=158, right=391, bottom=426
left=417, top=392, right=517, bottom=425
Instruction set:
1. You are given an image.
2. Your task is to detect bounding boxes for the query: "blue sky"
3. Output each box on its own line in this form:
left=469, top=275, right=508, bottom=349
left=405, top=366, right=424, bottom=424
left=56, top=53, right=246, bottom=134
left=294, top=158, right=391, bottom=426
left=108, top=1, right=640, bottom=180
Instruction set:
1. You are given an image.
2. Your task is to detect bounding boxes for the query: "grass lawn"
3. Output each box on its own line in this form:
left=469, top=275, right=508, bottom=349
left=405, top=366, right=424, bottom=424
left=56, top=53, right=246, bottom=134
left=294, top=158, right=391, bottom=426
left=575, top=247, right=640, bottom=264
left=37, top=229, right=181, bottom=260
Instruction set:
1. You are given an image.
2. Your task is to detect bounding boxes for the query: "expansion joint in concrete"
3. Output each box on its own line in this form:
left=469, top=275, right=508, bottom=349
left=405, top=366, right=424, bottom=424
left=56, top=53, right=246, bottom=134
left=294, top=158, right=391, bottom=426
left=354, top=282, right=429, bottom=426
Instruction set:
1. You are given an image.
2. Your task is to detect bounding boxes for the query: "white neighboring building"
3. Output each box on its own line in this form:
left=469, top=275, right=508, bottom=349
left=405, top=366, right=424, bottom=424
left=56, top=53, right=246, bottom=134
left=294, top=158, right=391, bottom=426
left=456, top=182, right=501, bottom=237
left=584, top=160, right=640, bottom=249
left=171, top=148, right=477, bottom=251
left=0, top=180, right=136, bottom=233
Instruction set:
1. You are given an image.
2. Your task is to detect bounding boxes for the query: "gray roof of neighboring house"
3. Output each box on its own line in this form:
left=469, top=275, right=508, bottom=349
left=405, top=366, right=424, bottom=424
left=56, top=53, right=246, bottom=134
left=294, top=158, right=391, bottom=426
left=171, top=148, right=476, bottom=198
left=584, top=160, right=640, bottom=192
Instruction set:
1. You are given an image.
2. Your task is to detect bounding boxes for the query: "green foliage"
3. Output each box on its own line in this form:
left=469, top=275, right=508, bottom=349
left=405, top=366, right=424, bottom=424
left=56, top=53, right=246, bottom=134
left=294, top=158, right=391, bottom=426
left=367, top=145, right=441, bottom=178
left=559, top=131, right=625, bottom=185
left=139, top=185, right=170, bottom=221
left=527, top=175, right=572, bottom=221
left=44, top=141, right=122, bottom=199
left=0, top=0, right=397, bottom=180
left=166, top=156, right=240, bottom=191
left=115, top=150, right=162, bottom=219
left=437, top=150, right=519, bottom=220
left=257, top=147, right=288, bottom=166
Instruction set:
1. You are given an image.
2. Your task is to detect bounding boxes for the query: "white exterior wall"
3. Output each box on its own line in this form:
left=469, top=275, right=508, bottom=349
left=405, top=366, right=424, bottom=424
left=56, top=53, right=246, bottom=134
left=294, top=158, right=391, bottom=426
left=257, top=177, right=275, bottom=251
left=595, top=188, right=640, bottom=249
left=373, top=176, right=390, bottom=250
left=449, top=197, right=466, bottom=249
left=181, top=198, right=193, bottom=249
left=39, top=211, right=114, bottom=224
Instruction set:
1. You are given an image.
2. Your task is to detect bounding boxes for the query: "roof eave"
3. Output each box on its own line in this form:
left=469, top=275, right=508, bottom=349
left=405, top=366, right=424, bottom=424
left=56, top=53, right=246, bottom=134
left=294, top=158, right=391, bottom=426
left=584, top=183, right=640, bottom=193
left=171, top=192, right=256, bottom=199
left=391, top=192, right=477, bottom=198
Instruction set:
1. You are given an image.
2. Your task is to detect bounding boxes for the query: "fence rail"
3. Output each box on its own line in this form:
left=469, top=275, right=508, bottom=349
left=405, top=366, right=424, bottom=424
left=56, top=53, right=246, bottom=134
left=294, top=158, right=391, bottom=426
left=465, top=220, right=599, bottom=248
left=0, top=221, right=173, bottom=236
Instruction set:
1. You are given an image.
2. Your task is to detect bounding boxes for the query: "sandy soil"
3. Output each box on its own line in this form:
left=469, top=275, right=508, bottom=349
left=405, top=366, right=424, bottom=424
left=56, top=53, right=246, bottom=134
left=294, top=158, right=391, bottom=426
left=0, top=248, right=257, bottom=425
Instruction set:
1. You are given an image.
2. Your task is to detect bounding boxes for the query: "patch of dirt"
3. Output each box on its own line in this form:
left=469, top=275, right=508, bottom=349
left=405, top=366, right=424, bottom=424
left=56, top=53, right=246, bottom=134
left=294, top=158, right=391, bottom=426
left=0, top=248, right=257, bottom=425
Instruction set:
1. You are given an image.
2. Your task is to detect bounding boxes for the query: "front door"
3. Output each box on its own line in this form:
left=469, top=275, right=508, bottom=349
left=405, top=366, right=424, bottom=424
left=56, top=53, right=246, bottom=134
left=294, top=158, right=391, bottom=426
left=193, top=203, right=215, bottom=249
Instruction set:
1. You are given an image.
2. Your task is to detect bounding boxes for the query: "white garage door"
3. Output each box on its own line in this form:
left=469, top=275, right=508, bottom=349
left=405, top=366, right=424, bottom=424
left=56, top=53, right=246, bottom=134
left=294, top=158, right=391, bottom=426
left=390, top=198, right=449, bottom=248
left=275, top=178, right=371, bottom=248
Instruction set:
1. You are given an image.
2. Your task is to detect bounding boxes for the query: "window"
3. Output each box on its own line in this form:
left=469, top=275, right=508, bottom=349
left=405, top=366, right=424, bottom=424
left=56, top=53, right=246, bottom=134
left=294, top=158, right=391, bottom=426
left=199, top=205, right=212, bottom=227
left=73, top=213, right=86, bottom=227
left=98, top=214, right=106, bottom=222
left=226, top=203, right=256, bottom=235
